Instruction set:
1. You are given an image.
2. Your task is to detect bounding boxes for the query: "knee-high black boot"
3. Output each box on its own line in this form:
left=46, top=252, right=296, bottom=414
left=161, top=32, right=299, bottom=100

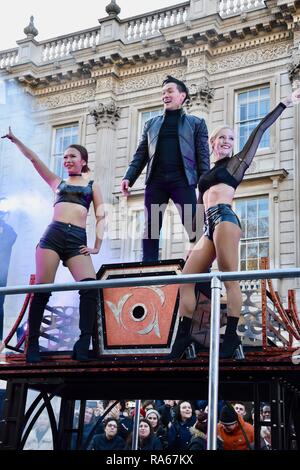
left=167, top=316, right=193, bottom=360
left=26, top=291, right=51, bottom=363
left=219, top=316, right=244, bottom=359
left=72, top=278, right=98, bottom=361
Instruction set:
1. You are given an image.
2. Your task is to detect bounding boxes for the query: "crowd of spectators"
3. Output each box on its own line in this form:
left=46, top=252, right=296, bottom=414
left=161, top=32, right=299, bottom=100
left=21, top=398, right=278, bottom=450
left=71, top=399, right=275, bottom=451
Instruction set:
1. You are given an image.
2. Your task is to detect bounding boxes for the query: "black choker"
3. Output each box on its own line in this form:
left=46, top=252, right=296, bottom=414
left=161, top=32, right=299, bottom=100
left=69, top=173, right=82, bottom=176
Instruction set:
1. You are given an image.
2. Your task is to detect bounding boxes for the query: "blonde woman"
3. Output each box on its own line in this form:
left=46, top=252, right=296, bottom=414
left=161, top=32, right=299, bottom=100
left=169, top=88, right=300, bottom=359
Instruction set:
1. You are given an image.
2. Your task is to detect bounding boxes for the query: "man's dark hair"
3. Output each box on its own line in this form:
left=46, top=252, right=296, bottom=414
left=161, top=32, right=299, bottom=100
left=162, top=75, right=190, bottom=103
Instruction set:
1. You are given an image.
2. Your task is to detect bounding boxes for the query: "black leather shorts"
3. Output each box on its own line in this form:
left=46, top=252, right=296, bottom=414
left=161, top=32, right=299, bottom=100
left=38, top=221, right=87, bottom=265
left=204, top=204, right=241, bottom=241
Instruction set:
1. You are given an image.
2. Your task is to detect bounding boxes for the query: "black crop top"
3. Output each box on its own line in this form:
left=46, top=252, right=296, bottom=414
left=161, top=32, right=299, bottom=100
left=198, top=102, right=286, bottom=197
left=54, top=180, right=94, bottom=210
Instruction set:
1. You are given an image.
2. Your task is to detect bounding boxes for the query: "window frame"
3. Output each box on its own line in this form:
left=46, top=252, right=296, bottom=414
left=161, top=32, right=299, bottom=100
left=128, top=206, right=145, bottom=262
left=51, top=122, right=80, bottom=178
left=122, top=195, right=169, bottom=262
left=235, top=85, right=271, bottom=153
left=137, top=107, right=163, bottom=144
left=235, top=195, right=270, bottom=271
left=226, top=77, right=278, bottom=163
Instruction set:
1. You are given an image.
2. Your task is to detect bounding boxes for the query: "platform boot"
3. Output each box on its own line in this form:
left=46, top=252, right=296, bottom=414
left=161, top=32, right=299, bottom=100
left=72, top=278, right=98, bottom=361
left=219, top=316, right=245, bottom=360
left=26, top=291, right=51, bottom=363
left=167, top=316, right=195, bottom=360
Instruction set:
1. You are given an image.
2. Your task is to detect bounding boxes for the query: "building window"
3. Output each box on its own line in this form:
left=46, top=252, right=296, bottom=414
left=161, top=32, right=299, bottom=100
left=236, top=86, right=270, bottom=152
left=128, top=208, right=144, bottom=261
left=139, top=108, right=162, bottom=138
left=52, top=124, right=79, bottom=178
left=235, top=197, right=269, bottom=271
left=127, top=207, right=164, bottom=261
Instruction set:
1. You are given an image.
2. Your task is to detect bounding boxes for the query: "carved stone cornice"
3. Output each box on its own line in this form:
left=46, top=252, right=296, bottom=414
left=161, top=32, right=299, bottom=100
left=181, top=31, right=291, bottom=57
left=13, top=40, right=292, bottom=99
left=187, top=55, right=206, bottom=73
left=120, top=58, right=185, bottom=77
left=91, top=65, right=120, bottom=78
left=208, top=42, right=292, bottom=74
left=167, top=14, right=293, bottom=48
left=27, top=78, right=96, bottom=96
left=91, top=57, right=186, bottom=79
left=33, top=87, right=95, bottom=110
left=117, top=67, right=186, bottom=94
left=89, top=99, right=120, bottom=129
left=17, top=69, right=96, bottom=90
left=4, top=23, right=293, bottom=93
left=96, top=76, right=117, bottom=93
left=210, top=31, right=291, bottom=56
left=182, top=45, right=209, bottom=57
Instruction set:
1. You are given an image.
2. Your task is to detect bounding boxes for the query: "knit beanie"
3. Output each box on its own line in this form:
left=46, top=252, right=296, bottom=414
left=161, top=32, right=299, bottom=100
left=195, top=412, right=208, bottom=433
left=219, top=405, right=238, bottom=425
left=145, top=409, right=160, bottom=420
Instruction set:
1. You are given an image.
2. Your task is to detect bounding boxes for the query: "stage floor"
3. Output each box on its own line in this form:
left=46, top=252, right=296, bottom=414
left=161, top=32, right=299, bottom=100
left=1, top=349, right=300, bottom=400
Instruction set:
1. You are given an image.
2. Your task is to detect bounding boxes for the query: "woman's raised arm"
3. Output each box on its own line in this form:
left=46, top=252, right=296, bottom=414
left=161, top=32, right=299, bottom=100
left=227, top=87, right=300, bottom=181
left=1, top=127, right=61, bottom=191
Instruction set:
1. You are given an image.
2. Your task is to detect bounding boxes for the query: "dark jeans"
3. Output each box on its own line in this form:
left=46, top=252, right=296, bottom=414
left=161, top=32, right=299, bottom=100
left=143, top=176, right=197, bottom=262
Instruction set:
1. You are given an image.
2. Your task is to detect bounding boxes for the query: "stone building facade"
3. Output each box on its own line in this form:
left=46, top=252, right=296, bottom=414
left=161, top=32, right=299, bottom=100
left=0, top=0, right=299, bottom=330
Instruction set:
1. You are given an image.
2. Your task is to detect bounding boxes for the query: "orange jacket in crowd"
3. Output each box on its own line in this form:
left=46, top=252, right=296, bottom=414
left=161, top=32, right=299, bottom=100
left=217, top=416, right=254, bottom=451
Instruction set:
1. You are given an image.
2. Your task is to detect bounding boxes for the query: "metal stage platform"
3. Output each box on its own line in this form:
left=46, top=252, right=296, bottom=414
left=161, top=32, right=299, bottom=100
left=0, top=351, right=300, bottom=451
left=0, top=260, right=300, bottom=450
left=1, top=351, right=300, bottom=399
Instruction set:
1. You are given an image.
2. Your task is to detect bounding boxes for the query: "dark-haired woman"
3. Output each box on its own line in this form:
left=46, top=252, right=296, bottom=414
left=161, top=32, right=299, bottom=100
left=125, top=418, right=162, bottom=450
left=168, top=400, right=196, bottom=450
left=145, top=409, right=168, bottom=449
left=2, top=127, right=105, bottom=362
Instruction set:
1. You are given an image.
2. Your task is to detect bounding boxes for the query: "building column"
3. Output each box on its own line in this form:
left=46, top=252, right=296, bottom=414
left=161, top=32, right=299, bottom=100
left=184, top=79, right=214, bottom=244
left=289, top=33, right=300, bottom=289
left=89, top=99, right=120, bottom=204
left=292, top=90, right=300, bottom=294
left=185, top=77, right=214, bottom=121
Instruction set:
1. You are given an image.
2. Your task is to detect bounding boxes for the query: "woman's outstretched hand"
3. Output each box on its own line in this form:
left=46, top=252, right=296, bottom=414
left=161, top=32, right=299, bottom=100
left=1, top=126, right=17, bottom=143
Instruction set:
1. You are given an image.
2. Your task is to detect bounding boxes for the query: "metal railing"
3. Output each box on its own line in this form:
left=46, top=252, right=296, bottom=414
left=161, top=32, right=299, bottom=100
left=1, top=267, right=300, bottom=450
left=1, top=268, right=299, bottom=296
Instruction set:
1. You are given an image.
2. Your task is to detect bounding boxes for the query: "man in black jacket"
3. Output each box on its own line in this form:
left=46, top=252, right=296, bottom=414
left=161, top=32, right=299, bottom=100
left=121, top=76, right=209, bottom=262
